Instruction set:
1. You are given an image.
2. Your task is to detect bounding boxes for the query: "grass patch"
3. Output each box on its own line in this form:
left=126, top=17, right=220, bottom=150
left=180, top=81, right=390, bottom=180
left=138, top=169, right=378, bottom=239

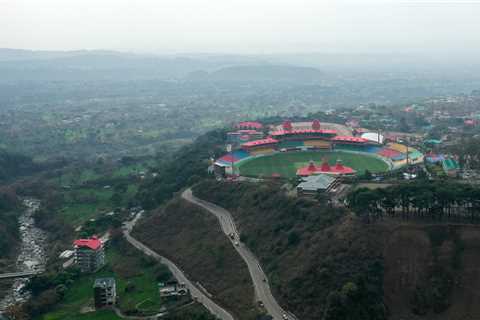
left=237, top=150, right=390, bottom=178
left=42, top=309, right=120, bottom=320
left=112, top=164, right=146, bottom=178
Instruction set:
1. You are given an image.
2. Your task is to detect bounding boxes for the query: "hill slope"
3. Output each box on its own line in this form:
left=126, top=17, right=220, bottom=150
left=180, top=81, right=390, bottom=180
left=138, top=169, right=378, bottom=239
left=0, top=149, right=38, bottom=182
left=132, top=198, right=258, bottom=320
left=0, top=190, right=19, bottom=260
left=191, top=180, right=480, bottom=320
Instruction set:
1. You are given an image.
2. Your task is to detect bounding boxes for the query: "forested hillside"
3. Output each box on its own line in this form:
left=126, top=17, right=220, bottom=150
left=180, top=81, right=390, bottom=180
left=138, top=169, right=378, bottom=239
left=191, top=180, right=480, bottom=320
left=0, top=149, right=38, bottom=182
left=0, top=149, right=40, bottom=260
left=136, top=129, right=226, bottom=209
left=0, top=187, right=20, bottom=260
left=133, top=199, right=258, bottom=320
left=192, top=180, right=386, bottom=320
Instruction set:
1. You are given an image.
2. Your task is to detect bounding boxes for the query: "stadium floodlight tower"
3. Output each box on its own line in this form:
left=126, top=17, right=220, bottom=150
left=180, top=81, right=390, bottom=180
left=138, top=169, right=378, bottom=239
left=398, top=138, right=410, bottom=167
left=226, top=143, right=233, bottom=176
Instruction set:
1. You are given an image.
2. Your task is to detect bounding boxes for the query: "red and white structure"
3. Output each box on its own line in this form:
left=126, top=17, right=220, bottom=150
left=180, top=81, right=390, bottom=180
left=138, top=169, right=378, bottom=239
left=73, top=236, right=105, bottom=273
left=296, top=159, right=356, bottom=177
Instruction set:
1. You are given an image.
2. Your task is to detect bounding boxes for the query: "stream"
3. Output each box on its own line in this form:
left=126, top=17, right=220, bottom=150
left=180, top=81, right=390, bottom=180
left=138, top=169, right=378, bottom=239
left=0, top=198, right=47, bottom=312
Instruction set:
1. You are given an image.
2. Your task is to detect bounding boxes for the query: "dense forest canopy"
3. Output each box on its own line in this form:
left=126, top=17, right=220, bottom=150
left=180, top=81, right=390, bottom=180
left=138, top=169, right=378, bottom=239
left=0, top=149, right=38, bottom=182
left=347, top=182, right=480, bottom=222
left=0, top=188, right=20, bottom=259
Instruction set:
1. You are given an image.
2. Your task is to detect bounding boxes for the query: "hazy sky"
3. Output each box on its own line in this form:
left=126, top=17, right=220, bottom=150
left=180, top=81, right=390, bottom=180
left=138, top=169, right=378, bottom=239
left=1, top=0, right=480, bottom=54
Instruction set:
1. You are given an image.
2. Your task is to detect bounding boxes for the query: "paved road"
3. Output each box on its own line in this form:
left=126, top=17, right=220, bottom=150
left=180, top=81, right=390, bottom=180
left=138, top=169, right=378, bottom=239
left=182, top=189, right=298, bottom=320
left=0, top=270, right=41, bottom=280
left=123, top=214, right=234, bottom=320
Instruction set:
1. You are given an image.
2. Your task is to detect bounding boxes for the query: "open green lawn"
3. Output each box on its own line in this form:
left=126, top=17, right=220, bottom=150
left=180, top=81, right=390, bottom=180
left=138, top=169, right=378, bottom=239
left=236, top=151, right=390, bottom=178
left=41, top=309, right=121, bottom=320
left=59, top=188, right=115, bottom=225
left=112, top=164, right=146, bottom=178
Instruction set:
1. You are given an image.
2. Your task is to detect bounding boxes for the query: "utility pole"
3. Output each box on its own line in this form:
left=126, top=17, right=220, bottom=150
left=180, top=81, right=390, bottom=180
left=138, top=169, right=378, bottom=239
left=405, top=138, right=410, bottom=168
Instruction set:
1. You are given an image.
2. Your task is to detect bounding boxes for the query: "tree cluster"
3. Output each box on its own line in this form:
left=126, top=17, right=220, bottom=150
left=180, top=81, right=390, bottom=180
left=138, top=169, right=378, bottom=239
left=347, top=182, right=480, bottom=222
left=136, top=129, right=226, bottom=209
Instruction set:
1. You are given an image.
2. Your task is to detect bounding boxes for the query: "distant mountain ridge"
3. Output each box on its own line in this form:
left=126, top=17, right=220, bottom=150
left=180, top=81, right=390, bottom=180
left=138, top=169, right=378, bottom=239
left=187, top=64, right=323, bottom=82
left=0, top=48, right=323, bottom=83
left=0, top=48, right=133, bottom=61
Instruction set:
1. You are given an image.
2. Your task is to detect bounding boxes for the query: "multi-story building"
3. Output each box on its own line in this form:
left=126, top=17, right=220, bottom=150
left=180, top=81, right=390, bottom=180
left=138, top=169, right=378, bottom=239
left=73, top=236, right=105, bottom=273
left=93, top=277, right=117, bottom=309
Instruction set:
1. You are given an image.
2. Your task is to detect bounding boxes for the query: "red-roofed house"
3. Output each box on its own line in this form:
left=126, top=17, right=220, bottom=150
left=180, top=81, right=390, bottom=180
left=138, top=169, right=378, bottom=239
left=465, top=119, right=476, bottom=126
left=74, top=236, right=105, bottom=273
left=296, top=159, right=356, bottom=177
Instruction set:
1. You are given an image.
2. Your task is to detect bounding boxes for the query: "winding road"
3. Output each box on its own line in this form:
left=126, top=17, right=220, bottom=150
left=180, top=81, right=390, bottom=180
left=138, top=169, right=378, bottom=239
left=182, top=188, right=298, bottom=320
left=123, top=214, right=234, bottom=320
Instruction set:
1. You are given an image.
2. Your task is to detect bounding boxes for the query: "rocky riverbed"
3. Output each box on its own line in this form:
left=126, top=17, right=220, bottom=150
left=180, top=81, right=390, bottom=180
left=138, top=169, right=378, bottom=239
left=0, top=199, right=47, bottom=312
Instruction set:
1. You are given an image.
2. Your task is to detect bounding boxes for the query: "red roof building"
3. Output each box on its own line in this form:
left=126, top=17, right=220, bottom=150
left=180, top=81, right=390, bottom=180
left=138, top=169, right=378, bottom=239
left=296, top=159, right=356, bottom=177
left=464, top=119, right=476, bottom=126
left=241, top=137, right=278, bottom=148
left=73, top=236, right=105, bottom=273
left=74, top=236, right=102, bottom=250
left=270, top=129, right=337, bottom=137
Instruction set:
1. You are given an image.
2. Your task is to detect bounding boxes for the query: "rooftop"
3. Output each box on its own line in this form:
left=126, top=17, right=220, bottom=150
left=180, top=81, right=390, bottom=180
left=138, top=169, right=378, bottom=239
left=94, top=277, right=116, bottom=288
left=270, top=129, right=337, bottom=136
left=241, top=137, right=278, bottom=147
left=297, top=174, right=336, bottom=191
left=332, top=136, right=370, bottom=143
left=74, top=236, right=102, bottom=250
left=297, top=160, right=356, bottom=176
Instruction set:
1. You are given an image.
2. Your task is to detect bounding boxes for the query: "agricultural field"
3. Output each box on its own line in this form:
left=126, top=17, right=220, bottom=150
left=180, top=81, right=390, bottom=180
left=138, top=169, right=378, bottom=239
left=236, top=150, right=390, bottom=178
left=47, top=164, right=146, bottom=227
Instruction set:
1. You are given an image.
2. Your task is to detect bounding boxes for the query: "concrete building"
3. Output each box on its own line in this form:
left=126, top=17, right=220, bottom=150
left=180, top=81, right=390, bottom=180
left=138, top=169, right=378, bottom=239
left=73, top=236, right=105, bottom=273
left=297, top=174, right=339, bottom=196
left=94, top=277, right=117, bottom=309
